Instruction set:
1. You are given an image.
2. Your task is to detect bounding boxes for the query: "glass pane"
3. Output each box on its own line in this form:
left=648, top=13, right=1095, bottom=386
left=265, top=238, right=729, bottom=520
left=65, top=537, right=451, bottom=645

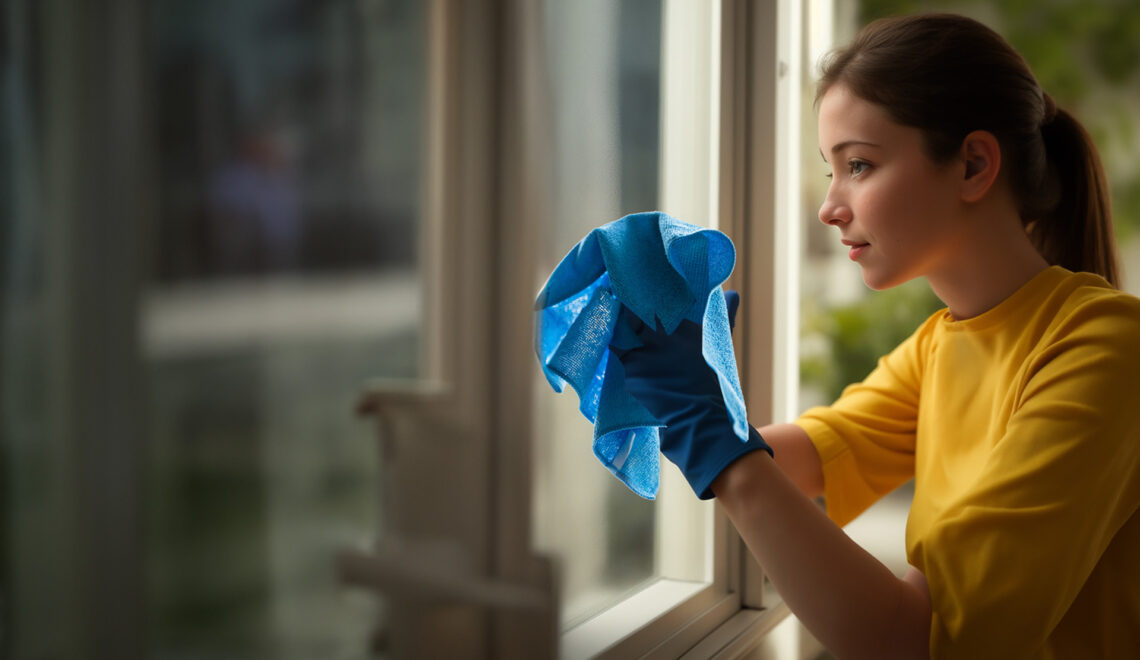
left=0, top=0, right=425, bottom=658
left=532, top=0, right=665, bottom=629
left=144, top=1, right=425, bottom=656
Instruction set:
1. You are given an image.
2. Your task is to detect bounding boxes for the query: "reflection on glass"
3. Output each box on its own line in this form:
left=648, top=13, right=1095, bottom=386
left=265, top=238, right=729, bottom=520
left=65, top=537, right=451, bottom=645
left=145, top=0, right=425, bottom=657
left=532, top=0, right=663, bottom=629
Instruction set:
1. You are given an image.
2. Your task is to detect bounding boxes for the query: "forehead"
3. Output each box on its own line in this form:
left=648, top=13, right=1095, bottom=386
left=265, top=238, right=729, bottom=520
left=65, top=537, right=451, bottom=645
left=817, top=84, right=914, bottom=154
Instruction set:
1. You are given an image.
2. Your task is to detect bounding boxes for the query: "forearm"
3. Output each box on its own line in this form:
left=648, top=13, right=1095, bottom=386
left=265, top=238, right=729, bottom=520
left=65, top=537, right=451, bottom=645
left=712, top=451, right=931, bottom=659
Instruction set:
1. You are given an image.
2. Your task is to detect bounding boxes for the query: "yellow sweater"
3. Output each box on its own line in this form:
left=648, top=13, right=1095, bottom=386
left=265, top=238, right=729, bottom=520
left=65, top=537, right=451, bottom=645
left=795, top=266, right=1140, bottom=658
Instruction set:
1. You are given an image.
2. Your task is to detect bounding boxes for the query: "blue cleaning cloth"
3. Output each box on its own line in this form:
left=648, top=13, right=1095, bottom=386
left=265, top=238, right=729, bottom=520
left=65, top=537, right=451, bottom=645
left=534, top=211, right=749, bottom=499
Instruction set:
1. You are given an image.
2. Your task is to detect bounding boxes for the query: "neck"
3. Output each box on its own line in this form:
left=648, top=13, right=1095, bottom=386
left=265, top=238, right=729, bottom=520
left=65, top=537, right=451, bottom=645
left=926, top=209, right=1050, bottom=320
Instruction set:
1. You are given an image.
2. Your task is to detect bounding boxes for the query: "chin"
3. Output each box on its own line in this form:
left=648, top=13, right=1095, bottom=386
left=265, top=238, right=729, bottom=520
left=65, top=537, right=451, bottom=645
left=860, top=266, right=909, bottom=291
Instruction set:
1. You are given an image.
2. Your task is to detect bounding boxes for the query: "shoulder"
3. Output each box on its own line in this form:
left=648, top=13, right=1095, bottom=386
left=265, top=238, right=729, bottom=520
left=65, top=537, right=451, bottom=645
left=1017, top=273, right=1140, bottom=412
left=1046, top=271, right=1140, bottom=346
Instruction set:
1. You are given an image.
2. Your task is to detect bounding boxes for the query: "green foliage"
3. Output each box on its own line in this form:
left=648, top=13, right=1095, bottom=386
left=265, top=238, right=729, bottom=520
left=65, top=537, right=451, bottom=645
left=801, top=279, right=944, bottom=403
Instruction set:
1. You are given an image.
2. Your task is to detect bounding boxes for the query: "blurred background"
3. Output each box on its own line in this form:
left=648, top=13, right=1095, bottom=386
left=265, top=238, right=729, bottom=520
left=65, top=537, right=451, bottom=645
left=4, top=1, right=423, bottom=657
left=2, top=0, right=1138, bottom=658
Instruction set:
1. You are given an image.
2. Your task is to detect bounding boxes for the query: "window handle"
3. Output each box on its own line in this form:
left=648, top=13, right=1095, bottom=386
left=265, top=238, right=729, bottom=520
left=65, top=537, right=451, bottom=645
left=355, top=379, right=451, bottom=462
left=355, top=379, right=451, bottom=415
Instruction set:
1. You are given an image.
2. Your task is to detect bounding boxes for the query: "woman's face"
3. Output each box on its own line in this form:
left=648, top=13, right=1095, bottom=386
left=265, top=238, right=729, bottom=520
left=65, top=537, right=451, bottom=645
left=817, top=84, right=968, bottom=290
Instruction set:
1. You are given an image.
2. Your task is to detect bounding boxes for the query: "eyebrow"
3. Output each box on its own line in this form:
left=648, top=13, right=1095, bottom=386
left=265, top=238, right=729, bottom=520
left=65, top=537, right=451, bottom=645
left=819, top=140, right=881, bottom=161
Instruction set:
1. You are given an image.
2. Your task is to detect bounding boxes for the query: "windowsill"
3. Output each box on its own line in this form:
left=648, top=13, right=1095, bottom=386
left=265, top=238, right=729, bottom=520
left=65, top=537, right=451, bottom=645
left=680, top=601, right=793, bottom=659
left=561, top=578, right=709, bottom=659
left=561, top=578, right=795, bottom=659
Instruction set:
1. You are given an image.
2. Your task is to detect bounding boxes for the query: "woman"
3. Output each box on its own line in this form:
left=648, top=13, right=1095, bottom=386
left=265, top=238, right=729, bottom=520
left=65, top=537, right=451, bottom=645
left=618, top=13, right=1140, bottom=658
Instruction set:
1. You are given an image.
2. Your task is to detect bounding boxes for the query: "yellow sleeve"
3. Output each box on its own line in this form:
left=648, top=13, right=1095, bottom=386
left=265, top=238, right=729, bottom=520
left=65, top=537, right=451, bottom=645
left=916, top=298, right=1140, bottom=658
left=794, top=315, right=934, bottom=526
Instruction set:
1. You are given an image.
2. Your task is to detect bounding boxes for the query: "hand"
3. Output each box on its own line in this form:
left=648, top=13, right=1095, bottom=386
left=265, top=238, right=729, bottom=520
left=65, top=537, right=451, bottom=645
left=613, top=290, right=773, bottom=499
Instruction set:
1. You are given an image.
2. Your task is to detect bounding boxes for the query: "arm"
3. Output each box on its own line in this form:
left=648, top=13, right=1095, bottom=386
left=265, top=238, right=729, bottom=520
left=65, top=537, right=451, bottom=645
left=616, top=297, right=929, bottom=656
left=759, top=422, right=824, bottom=499
left=713, top=451, right=931, bottom=660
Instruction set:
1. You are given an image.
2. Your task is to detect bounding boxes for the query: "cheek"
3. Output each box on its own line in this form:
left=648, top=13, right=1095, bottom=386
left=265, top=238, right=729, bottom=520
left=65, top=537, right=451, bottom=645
left=865, top=171, right=948, bottom=245
left=858, top=178, right=913, bottom=239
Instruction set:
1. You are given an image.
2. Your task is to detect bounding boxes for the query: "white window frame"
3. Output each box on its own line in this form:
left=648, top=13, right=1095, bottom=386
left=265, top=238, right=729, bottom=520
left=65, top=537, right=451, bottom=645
left=553, top=0, right=808, bottom=656
left=347, top=0, right=818, bottom=657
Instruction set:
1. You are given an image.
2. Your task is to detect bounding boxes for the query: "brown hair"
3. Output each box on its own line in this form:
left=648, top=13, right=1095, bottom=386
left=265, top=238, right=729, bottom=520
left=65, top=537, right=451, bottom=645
left=817, top=13, right=1120, bottom=286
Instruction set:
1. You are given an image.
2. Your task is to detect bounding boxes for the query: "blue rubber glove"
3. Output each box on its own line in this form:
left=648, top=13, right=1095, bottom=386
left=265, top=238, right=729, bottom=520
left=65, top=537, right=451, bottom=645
left=613, top=290, right=773, bottom=499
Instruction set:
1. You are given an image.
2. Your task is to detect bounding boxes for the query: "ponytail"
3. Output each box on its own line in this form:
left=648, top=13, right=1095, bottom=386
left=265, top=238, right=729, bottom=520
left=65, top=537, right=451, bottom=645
left=1033, top=107, right=1120, bottom=287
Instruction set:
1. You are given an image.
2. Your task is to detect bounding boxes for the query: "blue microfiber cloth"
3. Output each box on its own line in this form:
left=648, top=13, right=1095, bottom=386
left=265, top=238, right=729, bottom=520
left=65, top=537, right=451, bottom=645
left=534, top=211, right=748, bottom=499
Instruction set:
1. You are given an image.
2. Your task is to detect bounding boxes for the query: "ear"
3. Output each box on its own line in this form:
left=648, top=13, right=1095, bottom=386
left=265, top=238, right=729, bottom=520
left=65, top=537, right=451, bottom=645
left=958, top=130, right=1002, bottom=203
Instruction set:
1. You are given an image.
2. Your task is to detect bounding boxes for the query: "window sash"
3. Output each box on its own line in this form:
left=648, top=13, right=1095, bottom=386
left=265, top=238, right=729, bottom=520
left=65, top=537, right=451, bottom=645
left=365, top=0, right=809, bottom=656
left=547, top=0, right=806, bottom=655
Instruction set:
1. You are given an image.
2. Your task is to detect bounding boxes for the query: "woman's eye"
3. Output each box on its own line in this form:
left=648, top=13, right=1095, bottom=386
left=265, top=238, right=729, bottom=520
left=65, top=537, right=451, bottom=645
left=824, top=160, right=870, bottom=180
left=825, top=160, right=870, bottom=180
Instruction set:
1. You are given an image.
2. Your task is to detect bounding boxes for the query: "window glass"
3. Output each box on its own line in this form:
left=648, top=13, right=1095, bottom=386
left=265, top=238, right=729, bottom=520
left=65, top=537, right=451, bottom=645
left=144, top=1, right=425, bottom=656
left=532, top=0, right=665, bottom=629
left=144, top=1, right=426, bottom=655
left=1, top=0, right=426, bottom=657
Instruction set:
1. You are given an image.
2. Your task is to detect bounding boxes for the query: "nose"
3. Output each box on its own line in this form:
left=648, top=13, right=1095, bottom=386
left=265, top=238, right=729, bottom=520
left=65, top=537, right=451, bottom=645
left=818, top=190, right=852, bottom=227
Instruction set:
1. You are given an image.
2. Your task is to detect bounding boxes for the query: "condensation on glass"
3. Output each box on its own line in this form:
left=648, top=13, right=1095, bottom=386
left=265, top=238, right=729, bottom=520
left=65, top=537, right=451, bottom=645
left=531, top=0, right=665, bottom=629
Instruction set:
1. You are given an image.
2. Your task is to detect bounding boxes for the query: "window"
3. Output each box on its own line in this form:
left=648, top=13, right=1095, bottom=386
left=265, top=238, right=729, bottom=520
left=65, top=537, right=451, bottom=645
left=1, top=1, right=425, bottom=657
left=0, top=0, right=859, bottom=657
left=535, top=0, right=814, bottom=656
left=144, top=1, right=427, bottom=656
left=531, top=0, right=680, bottom=632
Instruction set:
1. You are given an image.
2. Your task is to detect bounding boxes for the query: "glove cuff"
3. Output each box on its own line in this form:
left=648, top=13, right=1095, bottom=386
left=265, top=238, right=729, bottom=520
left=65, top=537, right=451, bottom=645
left=690, top=426, right=772, bottom=499
left=658, top=420, right=772, bottom=500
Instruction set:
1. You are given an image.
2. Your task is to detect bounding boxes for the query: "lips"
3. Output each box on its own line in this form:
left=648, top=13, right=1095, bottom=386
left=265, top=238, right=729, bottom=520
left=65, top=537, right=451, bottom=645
left=841, top=239, right=870, bottom=261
